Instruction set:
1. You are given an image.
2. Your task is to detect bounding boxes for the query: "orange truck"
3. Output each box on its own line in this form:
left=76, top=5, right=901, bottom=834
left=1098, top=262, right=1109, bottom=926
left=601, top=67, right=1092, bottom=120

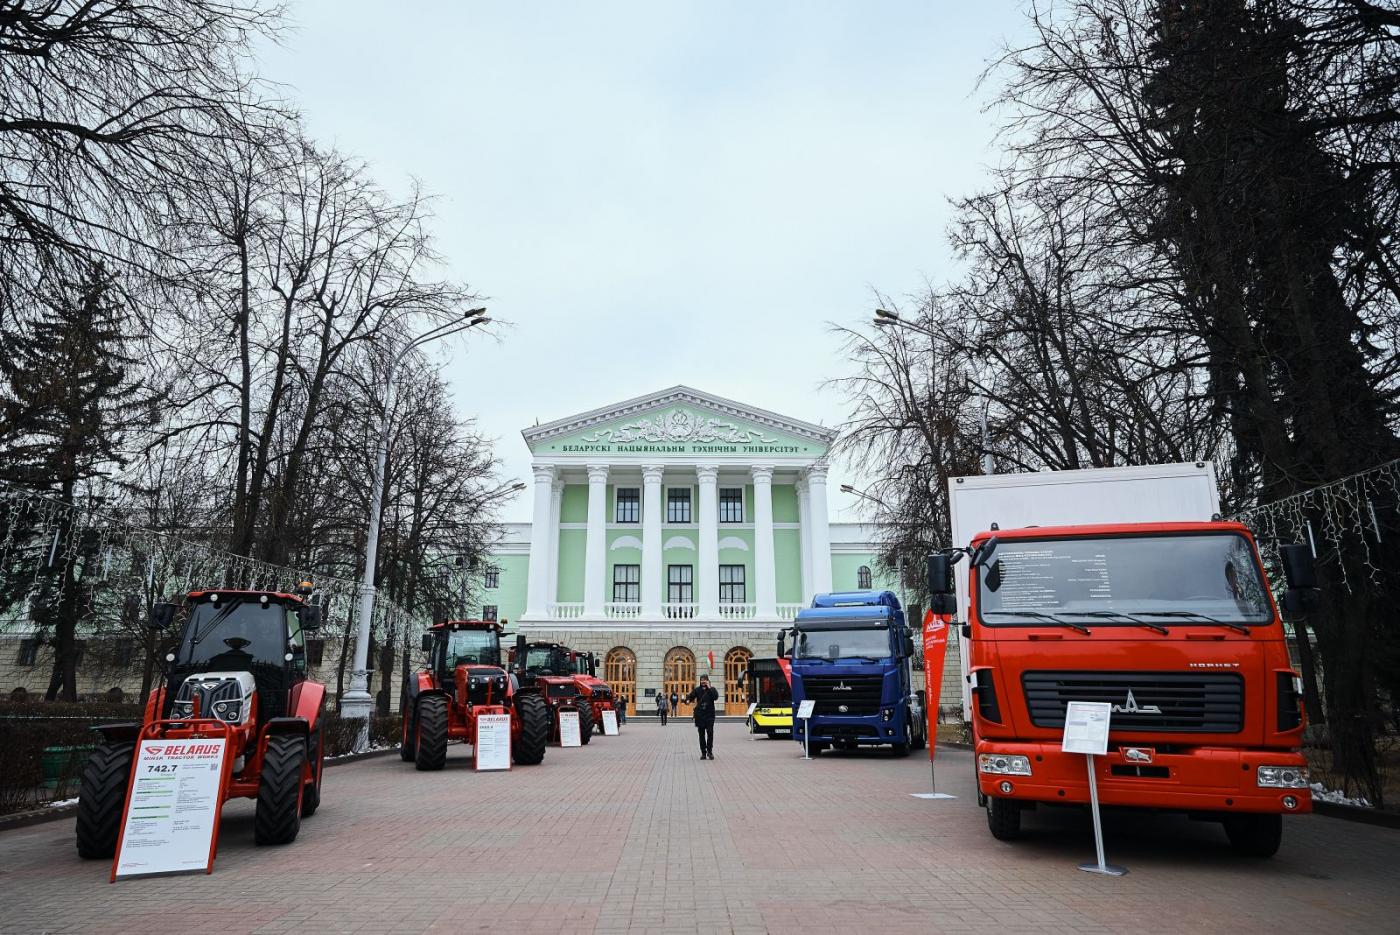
left=931, top=464, right=1316, bottom=857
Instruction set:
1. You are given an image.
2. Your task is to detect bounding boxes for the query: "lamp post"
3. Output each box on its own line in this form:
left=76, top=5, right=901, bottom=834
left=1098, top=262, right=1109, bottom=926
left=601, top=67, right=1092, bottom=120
left=874, top=309, right=995, bottom=475
left=340, top=308, right=489, bottom=737
left=840, top=483, right=909, bottom=611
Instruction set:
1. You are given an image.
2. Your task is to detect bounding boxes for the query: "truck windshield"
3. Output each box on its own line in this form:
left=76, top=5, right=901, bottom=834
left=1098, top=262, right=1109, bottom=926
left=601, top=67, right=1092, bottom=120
left=794, top=628, right=891, bottom=660
left=445, top=629, right=500, bottom=666
left=178, top=598, right=290, bottom=669
left=977, top=533, right=1272, bottom=626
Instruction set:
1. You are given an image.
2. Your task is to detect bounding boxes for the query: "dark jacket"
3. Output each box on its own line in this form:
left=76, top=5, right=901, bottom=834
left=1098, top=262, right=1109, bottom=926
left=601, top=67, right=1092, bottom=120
left=686, top=684, right=719, bottom=724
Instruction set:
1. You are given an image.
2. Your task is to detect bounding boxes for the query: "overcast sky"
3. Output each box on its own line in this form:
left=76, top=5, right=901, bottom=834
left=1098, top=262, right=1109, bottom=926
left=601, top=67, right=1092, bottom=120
left=258, top=1, right=1024, bottom=521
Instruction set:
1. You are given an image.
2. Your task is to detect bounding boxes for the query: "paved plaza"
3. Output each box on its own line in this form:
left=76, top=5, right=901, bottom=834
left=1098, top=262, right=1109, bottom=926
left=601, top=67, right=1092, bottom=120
left=1, top=722, right=1398, bottom=934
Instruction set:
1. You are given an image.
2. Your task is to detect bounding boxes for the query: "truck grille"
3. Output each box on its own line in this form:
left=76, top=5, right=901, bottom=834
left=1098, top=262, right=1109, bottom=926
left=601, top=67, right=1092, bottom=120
left=801, top=675, right=884, bottom=716
left=1021, top=671, right=1244, bottom=733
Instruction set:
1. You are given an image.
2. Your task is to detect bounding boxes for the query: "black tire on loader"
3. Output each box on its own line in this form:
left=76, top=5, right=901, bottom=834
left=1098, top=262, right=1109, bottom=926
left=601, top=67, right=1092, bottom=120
left=576, top=701, right=594, bottom=745
left=399, top=687, right=417, bottom=762
left=301, top=726, right=324, bottom=818
left=1223, top=813, right=1283, bottom=858
left=75, top=742, right=135, bottom=859
left=414, top=694, right=448, bottom=771
left=255, top=734, right=307, bottom=846
left=513, top=693, right=549, bottom=765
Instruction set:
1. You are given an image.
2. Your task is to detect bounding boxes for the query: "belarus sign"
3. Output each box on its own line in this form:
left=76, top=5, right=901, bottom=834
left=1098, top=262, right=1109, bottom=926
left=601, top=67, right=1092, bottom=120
left=601, top=709, right=619, bottom=736
left=559, top=710, right=582, bottom=747
left=113, top=738, right=229, bottom=881
left=475, top=713, right=511, bottom=771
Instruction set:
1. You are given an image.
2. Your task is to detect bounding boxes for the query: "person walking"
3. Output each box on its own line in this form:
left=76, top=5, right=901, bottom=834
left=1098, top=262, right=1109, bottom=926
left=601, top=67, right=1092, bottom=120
left=669, top=690, right=679, bottom=719
left=655, top=691, right=668, bottom=726
left=617, top=695, right=628, bottom=726
left=685, top=675, right=720, bottom=760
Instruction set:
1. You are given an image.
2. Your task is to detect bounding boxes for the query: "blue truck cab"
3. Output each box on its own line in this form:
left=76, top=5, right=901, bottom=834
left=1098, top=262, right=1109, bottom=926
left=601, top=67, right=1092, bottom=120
left=780, top=590, right=927, bottom=755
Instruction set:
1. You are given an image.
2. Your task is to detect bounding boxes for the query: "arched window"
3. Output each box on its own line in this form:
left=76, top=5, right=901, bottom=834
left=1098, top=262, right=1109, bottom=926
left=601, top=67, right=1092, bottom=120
left=857, top=565, right=872, bottom=589
left=604, top=647, right=637, bottom=715
left=663, top=646, right=697, bottom=715
left=723, top=646, right=752, bottom=715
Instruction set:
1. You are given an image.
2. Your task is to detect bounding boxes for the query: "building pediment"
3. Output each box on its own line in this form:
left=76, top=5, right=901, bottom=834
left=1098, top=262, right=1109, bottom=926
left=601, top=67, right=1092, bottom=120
left=523, top=386, right=835, bottom=460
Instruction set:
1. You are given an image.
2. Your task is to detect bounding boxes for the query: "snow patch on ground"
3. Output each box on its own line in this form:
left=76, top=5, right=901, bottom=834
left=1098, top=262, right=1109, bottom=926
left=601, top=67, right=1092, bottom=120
left=1310, top=782, right=1372, bottom=808
left=45, top=798, right=79, bottom=809
left=327, top=744, right=394, bottom=761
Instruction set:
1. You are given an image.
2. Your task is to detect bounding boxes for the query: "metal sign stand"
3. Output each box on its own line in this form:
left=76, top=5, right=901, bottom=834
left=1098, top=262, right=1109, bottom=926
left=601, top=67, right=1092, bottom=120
left=1062, top=701, right=1126, bottom=877
left=797, top=699, right=815, bottom=760
left=1078, top=753, right=1126, bottom=876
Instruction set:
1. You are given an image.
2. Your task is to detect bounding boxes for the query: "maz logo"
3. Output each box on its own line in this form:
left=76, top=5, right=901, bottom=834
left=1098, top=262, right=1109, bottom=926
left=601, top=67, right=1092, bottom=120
left=831, top=682, right=853, bottom=691
left=1111, top=689, right=1162, bottom=715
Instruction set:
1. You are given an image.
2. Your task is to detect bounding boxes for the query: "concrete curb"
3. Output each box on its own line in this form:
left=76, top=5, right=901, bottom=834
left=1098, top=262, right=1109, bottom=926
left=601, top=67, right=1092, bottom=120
left=0, top=746, right=400, bottom=835
left=1312, top=800, right=1400, bottom=830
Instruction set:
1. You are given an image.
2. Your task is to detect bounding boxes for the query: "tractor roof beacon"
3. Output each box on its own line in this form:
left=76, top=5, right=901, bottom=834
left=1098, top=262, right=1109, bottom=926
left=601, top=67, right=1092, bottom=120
left=76, top=586, right=328, bottom=861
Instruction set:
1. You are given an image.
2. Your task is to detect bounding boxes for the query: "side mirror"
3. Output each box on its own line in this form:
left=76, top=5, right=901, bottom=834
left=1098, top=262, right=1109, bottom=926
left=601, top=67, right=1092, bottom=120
left=298, top=604, right=322, bottom=632
left=588, top=653, right=597, bottom=677
left=776, top=631, right=786, bottom=657
left=148, top=601, right=177, bottom=630
left=1279, top=544, right=1317, bottom=590
left=930, top=593, right=957, bottom=616
left=970, top=536, right=999, bottom=569
left=926, top=554, right=953, bottom=595
left=420, top=633, right=433, bottom=653
left=903, top=634, right=915, bottom=657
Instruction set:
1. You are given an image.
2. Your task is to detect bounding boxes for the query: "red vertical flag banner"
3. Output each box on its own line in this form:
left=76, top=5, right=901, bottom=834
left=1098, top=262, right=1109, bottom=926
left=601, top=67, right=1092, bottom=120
left=922, top=609, right=951, bottom=762
left=707, top=650, right=714, bottom=672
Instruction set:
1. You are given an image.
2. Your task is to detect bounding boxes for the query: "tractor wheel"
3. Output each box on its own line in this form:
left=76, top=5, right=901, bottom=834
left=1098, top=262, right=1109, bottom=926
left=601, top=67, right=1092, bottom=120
left=1223, top=813, right=1283, bottom=858
left=399, top=695, right=417, bottom=762
left=576, top=702, right=594, bottom=745
left=301, top=727, right=324, bottom=818
left=414, top=694, right=448, bottom=771
left=75, top=741, right=135, bottom=859
left=513, top=693, right=549, bottom=765
left=986, top=796, right=1022, bottom=841
left=254, top=734, right=307, bottom=846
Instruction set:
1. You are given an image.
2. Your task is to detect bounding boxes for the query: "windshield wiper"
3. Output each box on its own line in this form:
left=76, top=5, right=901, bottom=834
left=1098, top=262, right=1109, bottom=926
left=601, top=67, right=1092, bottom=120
left=838, top=656, right=882, bottom=663
left=982, top=610, right=1091, bottom=635
left=1074, top=611, right=1169, bottom=635
left=1136, top=611, right=1250, bottom=634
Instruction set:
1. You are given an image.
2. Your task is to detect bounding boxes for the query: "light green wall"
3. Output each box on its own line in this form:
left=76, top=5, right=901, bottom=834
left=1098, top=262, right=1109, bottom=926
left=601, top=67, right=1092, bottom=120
left=560, top=484, right=587, bottom=523
left=830, top=552, right=894, bottom=593
left=606, top=528, right=642, bottom=601
left=771, top=484, right=799, bottom=523
left=474, top=553, right=528, bottom=623
left=774, top=528, right=802, bottom=603
left=557, top=529, right=586, bottom=601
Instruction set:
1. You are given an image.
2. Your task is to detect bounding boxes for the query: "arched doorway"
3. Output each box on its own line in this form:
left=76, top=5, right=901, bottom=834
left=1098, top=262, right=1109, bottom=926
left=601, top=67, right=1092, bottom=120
left=724, top=646, right=752, bottom=714
left=663, top=646, right=696, bottom=716
left=604, top=647, right=636, bottom=716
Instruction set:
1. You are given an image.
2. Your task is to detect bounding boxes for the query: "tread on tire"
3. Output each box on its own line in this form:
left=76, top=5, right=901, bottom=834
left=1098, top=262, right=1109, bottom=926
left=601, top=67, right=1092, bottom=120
left=513, top=693, right=549, bottom=765
left=255, top=734, right=307, bottom=846
left=414, top=694, right=448, bottom=771
left=75, top=742, right=134, bottom=859
left=986, top=796, right=1022, bottom=840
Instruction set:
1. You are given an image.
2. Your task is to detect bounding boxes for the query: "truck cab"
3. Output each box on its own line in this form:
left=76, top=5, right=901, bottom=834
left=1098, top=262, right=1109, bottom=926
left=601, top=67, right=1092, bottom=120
left=782, top=590, right=927, bottom=755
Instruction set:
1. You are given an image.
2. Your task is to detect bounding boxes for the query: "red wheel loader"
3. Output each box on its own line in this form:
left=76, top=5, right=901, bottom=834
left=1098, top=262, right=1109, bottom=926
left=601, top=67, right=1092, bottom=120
left=567, top=649, right=617, bottom=733
left=400, top=620, right=550, bottom=769
left=75, top=586, right=327, bottom=859
left=508, top=637, right=595, bottom=743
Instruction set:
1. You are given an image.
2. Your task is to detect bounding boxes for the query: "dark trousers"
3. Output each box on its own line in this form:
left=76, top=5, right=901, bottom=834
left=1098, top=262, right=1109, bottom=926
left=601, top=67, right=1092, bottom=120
left=658, top=709, right=667, bottom=725
left=696, top=720, right=714, bottom=755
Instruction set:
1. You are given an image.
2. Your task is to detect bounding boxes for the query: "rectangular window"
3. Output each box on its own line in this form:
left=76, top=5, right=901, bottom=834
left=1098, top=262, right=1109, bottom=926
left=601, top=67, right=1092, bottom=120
left=306, top=638, right=325, bottom=667
left=615, top=487, right=640, bottom=523
left=483, top=564, right=500, bottom=589
left=719, top=487, right=744, bottom=523
left=482, top=605, right=499, bottom=622
left=667, top=565, right=694, bottom=603
left=613, top=564, right=640, bottom=602
left=719, top=564, right=747, bottom=603
left=16, top=638, right=38, bottom=667
left=667, top=488, right=692, bottom=523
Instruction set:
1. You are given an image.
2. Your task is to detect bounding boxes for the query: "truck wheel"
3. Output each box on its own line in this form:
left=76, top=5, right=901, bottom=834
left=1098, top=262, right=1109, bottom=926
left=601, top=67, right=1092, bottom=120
left=513, top=693, right=549, bottom=765
left=911, top=710, right=927, bottom=751
left=254, top=734, right=306, bottom=845
left=414, top=695, right=448, bottom=771
left=399, top=688, right=417, bottom=762
left=986, top=796, right=1022, bottom=840
left=301, top=727, right=323, bottom=818
left=75, top=742, right=134, bottom=859
left=576, top=702, right=593, bottom=745
left=1223, top=813, right=1282, bottom=857
left=892, top=721, right=912, bottom=757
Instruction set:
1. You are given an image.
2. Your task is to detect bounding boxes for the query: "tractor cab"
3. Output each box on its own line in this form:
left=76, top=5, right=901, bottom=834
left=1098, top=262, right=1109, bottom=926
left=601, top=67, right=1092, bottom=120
left=423, top=620, right=511, bottom=707
left=511, top=637, right=593, bottom=742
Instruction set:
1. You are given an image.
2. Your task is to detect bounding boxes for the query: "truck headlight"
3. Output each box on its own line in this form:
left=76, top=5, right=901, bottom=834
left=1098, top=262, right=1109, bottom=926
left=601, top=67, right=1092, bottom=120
left=881, top=708, right=894, bottom=721
left=978, top=753, right=1032, bottom=776
left=1257, top=765, right=1309, bottom=788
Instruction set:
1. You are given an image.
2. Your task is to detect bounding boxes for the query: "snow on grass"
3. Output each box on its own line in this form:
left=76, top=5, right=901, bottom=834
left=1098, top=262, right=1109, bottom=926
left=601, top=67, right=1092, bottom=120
left=1310, top=782, right=1372, bottom=808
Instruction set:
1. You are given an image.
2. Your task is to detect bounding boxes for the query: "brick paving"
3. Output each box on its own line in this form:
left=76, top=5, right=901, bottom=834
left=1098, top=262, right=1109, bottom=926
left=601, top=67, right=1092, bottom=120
left=1, top=721, right=1398, bottom=934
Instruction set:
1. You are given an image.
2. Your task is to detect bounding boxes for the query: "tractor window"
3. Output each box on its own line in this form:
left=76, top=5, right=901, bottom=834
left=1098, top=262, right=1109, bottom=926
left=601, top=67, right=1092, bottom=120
left=178, top=598, right=289, bottom=670
left=444, top=629, right=500, bottom=666
left=523, top=646, right=568, bottom=676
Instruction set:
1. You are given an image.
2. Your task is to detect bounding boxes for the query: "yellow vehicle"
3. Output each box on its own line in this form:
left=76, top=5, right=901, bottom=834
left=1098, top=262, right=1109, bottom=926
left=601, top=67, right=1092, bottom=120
left=746, top=657, right=793, bottom=737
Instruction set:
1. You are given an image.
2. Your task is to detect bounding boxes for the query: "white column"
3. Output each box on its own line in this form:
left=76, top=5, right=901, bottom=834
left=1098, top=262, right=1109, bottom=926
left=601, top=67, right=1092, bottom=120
left=806, top=460, right=833, bottom=594
left=795, top=478, right=813, bottom=603
left=523, top=464, right=555, bottom=620
left=696, top=465, right=719, bottom=618
left=641, top=464, right=664, bottom=617
left=547, top=479, right=564, bottom=607
left=581, top=463, right=609, bottom=620
left=752, top=464, right=778, bottom=620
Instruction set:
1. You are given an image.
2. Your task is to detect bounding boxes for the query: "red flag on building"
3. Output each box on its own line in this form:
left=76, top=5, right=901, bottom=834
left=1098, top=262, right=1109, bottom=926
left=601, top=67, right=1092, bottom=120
left=922, top=608, right=951, bottom=762
left=707, top=650, right=715, bottom=671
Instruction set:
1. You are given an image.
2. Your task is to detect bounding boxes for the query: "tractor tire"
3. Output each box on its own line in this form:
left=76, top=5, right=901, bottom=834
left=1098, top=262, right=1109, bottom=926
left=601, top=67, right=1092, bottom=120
left=986, top=796, right=1022, bottom=841
left=576, top=702, right=594, bottom=745
left=513, top=693, right=549, bottom=765
left=75, top=741, right=135, bottom=859
left=254, top=734, right=307, bottom=846
left=399, top=696, right=417, bottom=762
left=301, top=727, right=323, bottom=818
left=414, top=694, right=448, bottom=772
left=1223, top=813, right=1283, bottom=858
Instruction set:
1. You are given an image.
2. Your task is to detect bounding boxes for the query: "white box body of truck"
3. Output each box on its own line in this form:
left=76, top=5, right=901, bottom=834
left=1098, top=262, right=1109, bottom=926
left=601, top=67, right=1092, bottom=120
left=947, top=462, right=1221, bottom=717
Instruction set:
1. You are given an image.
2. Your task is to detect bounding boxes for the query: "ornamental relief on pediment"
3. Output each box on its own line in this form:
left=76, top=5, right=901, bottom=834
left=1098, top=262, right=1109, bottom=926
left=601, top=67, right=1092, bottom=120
left=580, top=409, right=781, bottom=446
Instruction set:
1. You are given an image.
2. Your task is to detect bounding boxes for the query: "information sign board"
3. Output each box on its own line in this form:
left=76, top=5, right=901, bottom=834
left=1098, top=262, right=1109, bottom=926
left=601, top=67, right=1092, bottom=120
left=746, top=702, right=757, bottom=716
left=475, top=713, right=511, bottom=771
left=113, top=737, right=228, bottom=880
left=796, top=699, right=816, bottom=720
left=601, top=709, right=619, bottom=736
left=1062, top=701, right=1112, bottom=755
left=559, top=710, right=582, bottom=747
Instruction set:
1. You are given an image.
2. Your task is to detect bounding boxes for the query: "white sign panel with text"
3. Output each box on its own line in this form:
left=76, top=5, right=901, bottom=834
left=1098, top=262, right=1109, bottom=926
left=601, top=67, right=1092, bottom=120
left=601, top=709, right=619, bottom=736
left=113, top=738, right=228, bottom=880
left=475, top=714, right=511, bottom=771
left=559, top=710, right=582, bottom=747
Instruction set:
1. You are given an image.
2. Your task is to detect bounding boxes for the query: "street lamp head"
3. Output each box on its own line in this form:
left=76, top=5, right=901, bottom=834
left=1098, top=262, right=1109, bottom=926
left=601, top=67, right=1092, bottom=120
left=466, top=306, right=488, bottom=320
left=874, top=308, right=900, bottom=320
left=872, top=317, right=893, bottom=327
left=511, top=482, right=527, bottom=492
left=840, top=484, right=856, bottom=494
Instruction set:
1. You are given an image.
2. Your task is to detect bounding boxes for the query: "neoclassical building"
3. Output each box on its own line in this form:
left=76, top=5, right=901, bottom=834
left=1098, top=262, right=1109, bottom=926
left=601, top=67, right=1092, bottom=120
left=470, top=386, right=955, bottom=715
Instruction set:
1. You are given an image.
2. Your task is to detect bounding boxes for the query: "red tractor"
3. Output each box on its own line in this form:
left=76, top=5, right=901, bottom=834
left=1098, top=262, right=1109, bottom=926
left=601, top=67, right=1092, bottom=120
left=75, top=587, right=327, bottom=858
left=400, top=619, right=550, bottom=770
left=568, top=650, right=617, bottom=733
left=509, top=637, right=595, bottom=743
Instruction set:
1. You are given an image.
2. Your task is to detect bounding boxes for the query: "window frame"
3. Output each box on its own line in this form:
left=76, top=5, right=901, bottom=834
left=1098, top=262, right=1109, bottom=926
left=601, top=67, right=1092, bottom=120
left=483, top=563, right=500, bottom=589
left=718, top=487, right=745, bottom=523
left=481, top=605, right=499, bottom=622
left=612, top=564, right=641, bottom=603
left=667, top=564, right=694, bottom=603
left=16, top=638, right=38, bottom=667
left=666, top=487, right=693, bottom=524
left=718, top=564, right=747, bottom=603
left=614, top=486, right=640, bottom=524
